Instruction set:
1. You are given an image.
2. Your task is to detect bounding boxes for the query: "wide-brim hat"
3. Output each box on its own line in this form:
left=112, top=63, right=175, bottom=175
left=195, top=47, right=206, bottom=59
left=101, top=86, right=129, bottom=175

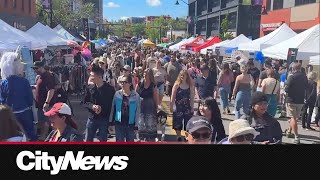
left=228, top=119, right=260, bottom=140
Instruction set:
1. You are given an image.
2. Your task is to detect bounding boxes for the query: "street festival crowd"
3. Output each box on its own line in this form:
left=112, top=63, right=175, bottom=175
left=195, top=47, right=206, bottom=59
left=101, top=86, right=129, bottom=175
left=0, top=39, right=320, bottom=145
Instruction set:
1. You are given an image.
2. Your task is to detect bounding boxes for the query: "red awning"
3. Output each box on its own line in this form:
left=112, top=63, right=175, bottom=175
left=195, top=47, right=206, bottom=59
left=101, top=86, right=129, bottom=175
left=180, top=36, right=206, bottom=50
left=262, top=27, right=277, bottom=31
left=192, top=36, right=222, bottom=52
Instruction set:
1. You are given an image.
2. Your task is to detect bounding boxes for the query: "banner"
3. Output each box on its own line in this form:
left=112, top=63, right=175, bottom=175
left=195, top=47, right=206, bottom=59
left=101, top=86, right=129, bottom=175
left=0, top=144, right=316, bottom=177
left=242, top=0, right=252, bottom=5
left=286, top=48, right=298, bottom=69
left=82, top=18, right=89, bottom=41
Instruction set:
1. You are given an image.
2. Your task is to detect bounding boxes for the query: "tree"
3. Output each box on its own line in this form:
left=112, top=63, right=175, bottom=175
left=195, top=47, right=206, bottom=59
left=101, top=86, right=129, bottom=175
left=131, top=23, right=146, bottom=37
left=219, top=14, right=234, bottom=40
left=36, top=0, right=94, bottom=29
left=145, top=17, right=171, bottom=42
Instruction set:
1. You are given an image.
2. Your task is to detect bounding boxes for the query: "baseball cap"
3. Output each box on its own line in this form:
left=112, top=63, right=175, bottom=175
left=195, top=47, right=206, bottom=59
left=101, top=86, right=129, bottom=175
left=186, top=116, right=213, bottom=133
left=31, top=61, right=44, bottom=68
left=44, top=103, right=72, bottom=117
left=251, top=92, right=268, bottom=106
left=122, top=65, right=131, bottom=71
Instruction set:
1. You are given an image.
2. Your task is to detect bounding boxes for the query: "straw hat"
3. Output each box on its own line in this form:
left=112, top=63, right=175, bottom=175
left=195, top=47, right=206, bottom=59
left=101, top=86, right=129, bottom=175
left=228, top=119, right=260, bottom=140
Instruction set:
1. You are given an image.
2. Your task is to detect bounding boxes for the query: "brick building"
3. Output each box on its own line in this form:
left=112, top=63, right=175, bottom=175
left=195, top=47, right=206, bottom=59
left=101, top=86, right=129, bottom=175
left=260, top=0, right=320, bottom=36
left=0, top=0, right=37, bottom=31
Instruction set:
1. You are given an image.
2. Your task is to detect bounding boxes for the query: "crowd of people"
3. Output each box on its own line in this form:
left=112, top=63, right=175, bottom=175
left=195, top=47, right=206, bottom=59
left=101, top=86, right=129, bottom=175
left=0, top=40, right=319, bottom=144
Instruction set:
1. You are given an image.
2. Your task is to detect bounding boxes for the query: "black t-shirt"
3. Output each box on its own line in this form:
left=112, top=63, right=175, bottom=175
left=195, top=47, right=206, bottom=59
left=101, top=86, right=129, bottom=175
left=120, top=95, right=129, bottom=125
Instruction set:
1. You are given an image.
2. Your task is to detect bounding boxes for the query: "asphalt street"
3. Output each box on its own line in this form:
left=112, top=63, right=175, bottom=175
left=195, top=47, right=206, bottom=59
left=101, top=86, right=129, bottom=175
left=69, top=95, right=320, bottom=144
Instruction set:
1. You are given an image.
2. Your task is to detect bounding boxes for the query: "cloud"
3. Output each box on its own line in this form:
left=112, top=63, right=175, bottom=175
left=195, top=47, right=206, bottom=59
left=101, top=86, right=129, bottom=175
left=146, top=0, right=161, bottom=7
left=120, top=16, right=129, bottom=20
left=105, top=2, right=120, bottom=8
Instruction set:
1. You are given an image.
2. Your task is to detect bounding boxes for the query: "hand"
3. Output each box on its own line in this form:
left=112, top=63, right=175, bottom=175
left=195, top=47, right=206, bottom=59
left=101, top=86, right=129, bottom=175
left=43, top=103, right=49, bottom=112
left=261, top=141, right=270, bottom=145
left=169, top=104, right=173, bottom=113
left=96, top=105, right=102, bottom=114
left=231, top=95, right=235, bottom=100
left=108, top=126, right=115, bottom=133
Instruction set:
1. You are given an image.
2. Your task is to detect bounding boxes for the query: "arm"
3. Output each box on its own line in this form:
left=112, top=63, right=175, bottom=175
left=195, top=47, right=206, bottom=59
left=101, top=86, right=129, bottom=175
left=82, top=87, right=94, bottom=110
left=170, top=84, right=178, bottom=112
left=135, top=93, right=141, bottom=128
left=217, top=72, right=223, bottom=87
left=45, top=89, right=55, bottom=105
left=25, top=80, right=34, bottom=107
left=153, top=85, right=159, bottom=106
left=109, top=93, right=116, bottom=124
left=284, top=75, right=293, bottom=93
left=232, top=76, right=240, bottom=97
left=261, top=79, right=266, bottom=94
left=190, top=84, right=195, bottom=110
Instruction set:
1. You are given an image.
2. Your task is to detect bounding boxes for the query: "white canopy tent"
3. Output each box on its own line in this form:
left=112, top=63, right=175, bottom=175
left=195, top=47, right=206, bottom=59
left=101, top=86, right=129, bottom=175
left=0, top=19, right=47, bottom=51
left=169, top=37, right=195, bottom=51
left=200, top=39, right=230, bottom=54
left=219, top=34, right=252, bottom=56
left=238, top=23, right=297, bottom=52
left=262, top=24, right=319, bottom=60
left=27, top=22, right=70, bottom=47
left=53, top=24, right=84, bottom=42
left=309, top=55, right=320, bottom=65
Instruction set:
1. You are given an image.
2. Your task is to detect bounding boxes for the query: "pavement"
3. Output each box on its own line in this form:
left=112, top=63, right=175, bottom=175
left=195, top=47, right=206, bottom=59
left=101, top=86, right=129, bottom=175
left=69, top=95, right=320, bottom=144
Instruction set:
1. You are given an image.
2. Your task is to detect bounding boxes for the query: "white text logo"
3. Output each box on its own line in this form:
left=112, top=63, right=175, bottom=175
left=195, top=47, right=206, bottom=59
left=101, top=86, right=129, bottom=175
left=16, top=151, right=129, bottom=175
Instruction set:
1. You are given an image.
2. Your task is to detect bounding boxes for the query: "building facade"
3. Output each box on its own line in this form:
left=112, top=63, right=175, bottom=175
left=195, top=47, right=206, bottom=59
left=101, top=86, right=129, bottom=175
left=128, top=17, right=145, bottom=24
left=188, top=0, right=263, bottom=40
left=260, top=0, right=320, bottom=36
left=0, top=0, right=37, bottom=31
left=145, top=15, right=171, bottom=23
left=84, top=0, right=103, bottom=24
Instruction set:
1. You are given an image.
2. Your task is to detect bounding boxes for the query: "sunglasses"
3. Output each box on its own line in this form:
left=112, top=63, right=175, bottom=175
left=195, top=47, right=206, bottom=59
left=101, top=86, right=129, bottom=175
left=232, top=134, right=254, bottom=142
left=119, top=81, right=128, bottom=84
left=190, top=131, right=211, bottom=139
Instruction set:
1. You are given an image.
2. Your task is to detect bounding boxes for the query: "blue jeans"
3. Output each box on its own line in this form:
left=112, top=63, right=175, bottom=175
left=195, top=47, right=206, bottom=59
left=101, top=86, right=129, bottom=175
left=85, top=119, right=108, bottom=142
left=15, top=109, right=38, bottom=141
left=235, top=90, right=251, bottom=119
left=115, top=124, right=135, bottom=142
left=219, top=86, right=231, bottom=109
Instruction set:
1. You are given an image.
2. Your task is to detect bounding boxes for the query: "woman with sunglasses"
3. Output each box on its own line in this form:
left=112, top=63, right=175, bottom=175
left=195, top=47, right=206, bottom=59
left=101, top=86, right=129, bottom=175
left=109, top=75, right=140, bottom=142
left=136, top=68, right=159, bottom=141
left=219, top=119, right=260, bottom=144
left=197, top=97, right=226, bottom=143
left=241, top=92, right=283, bottom=144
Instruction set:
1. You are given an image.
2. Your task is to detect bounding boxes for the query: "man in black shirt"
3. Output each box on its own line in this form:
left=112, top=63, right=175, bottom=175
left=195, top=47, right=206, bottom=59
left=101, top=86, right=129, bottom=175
left=83, top=66, right=115, bottom=142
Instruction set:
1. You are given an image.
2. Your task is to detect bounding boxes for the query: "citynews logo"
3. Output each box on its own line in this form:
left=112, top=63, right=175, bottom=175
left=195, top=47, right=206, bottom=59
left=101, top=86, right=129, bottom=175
left=16, top=151, right=129, bottom=175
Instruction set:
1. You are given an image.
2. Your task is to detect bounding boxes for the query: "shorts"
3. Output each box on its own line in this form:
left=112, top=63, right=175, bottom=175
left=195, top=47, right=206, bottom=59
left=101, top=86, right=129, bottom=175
left=37, top=109, right=49, bottom=122
left=286, top=103, right=304, bottom=119
left=157, top=83, right=165, bottom=96
left=166, top=84, right=173, bottom=97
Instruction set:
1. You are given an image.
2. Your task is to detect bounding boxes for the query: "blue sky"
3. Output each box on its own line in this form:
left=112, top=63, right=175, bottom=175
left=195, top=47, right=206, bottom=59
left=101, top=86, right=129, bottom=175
left=103, top=0, right=188, bottom=21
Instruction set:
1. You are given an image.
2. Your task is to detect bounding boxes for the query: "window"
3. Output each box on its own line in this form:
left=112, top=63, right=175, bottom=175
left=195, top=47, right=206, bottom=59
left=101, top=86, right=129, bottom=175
left=273, top=0, right=283, bottom=10
left=266, top=0, right=271, bottom=11
left=13, top=0, right=17, bottom=8
left=21, top=0, right=24, bottom=11
left=28, top=0, right=31, bottom=13
left=295, top=0, right=316, bottom=6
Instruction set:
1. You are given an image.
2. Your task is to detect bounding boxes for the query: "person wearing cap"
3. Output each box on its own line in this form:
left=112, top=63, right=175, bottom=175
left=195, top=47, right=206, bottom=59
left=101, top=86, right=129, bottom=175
left=117, top=65, right=131, bottom=85
left=44, top=103, right=83, bottom=142
left=241, top=92, right=282, bottom=144
left=219, top=119, right=260, bottom=144
left=98, top=56, right=116, bottom=88
left=0, top=52, right=38, bottom=141
left=32, top=60, right=56, bottom=141
left=185, top=116, right=213, bottom=144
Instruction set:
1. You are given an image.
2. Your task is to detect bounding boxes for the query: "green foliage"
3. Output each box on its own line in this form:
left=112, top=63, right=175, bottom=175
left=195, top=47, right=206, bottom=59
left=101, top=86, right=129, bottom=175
left=131, top=23, right=146, bottom=37
left=219, top=14, right=234, bottom=41
left=36, top=0, right=94, bottom=28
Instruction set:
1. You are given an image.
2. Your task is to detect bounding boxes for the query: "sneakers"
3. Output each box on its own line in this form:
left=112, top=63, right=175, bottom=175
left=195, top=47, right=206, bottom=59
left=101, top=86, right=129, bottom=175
left=293, top=137, right=300, bottom=144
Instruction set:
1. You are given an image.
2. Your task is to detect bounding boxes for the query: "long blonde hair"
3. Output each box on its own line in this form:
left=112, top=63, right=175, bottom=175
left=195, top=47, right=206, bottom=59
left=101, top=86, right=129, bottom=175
left=0, top=105, right=22, bottom=141
left=175, top=70, right=191, bottom=86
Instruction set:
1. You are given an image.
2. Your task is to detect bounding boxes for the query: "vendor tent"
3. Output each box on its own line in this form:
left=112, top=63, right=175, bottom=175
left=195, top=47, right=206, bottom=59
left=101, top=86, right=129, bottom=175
left=193, top=36, right=222, bottom=52
left=238, top=23, right=297, bottom=52
left=157, top=43, right=169, bottom=48
left=262, top=24, right=320, bottom=60
left=53, top=24, right=84, bottom=42
left=200, top=39, right=230, bottom=54
left=180, top=36, right=206, bottom=50
left=169, top=37, right=195, bottom=51
left=309, top=55, right=320, bottom=66
left=0, top=19, right=47, bottom=51
left=143, top=39, right=155, bottom=48
left=220, top=34, right=252, bottom=56
left=27, top=22, right=71, bottom=47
